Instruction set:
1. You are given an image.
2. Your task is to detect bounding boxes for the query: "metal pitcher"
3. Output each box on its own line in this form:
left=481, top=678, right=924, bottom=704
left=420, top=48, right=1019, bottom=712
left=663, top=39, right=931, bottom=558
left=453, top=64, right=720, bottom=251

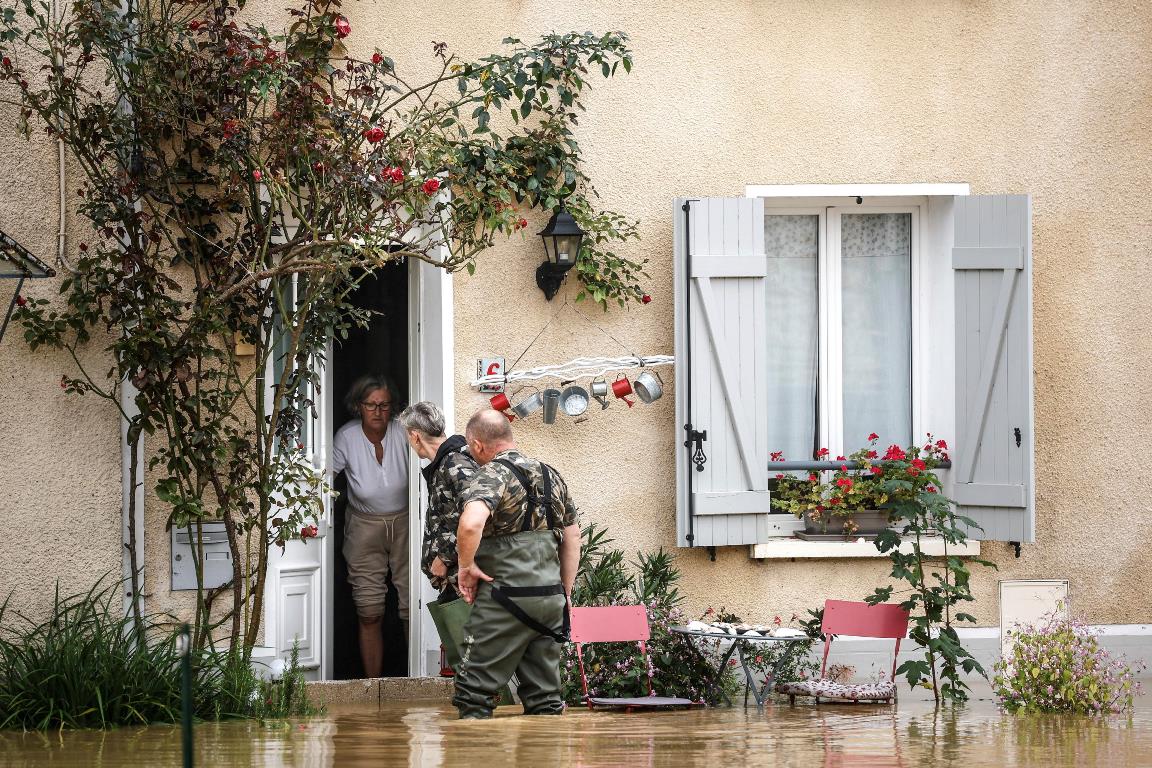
left=589, top=378, right=610, bottom=410
left=634, top=370, right=664, bottom=404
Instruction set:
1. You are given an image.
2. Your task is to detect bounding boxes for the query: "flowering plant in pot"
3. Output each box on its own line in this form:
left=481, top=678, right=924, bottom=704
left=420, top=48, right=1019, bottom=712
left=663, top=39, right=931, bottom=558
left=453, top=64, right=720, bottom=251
left=769, top=434, right=950, bottom=536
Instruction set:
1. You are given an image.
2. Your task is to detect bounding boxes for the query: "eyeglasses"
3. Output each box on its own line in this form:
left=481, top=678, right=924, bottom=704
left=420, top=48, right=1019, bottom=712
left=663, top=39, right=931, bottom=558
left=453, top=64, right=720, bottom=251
left=360, top=401, right=392, bottom=412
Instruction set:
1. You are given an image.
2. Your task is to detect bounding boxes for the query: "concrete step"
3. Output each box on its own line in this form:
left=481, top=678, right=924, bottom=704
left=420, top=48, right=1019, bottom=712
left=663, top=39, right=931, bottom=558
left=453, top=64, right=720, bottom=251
left=305, top=676, right=454, bottom=707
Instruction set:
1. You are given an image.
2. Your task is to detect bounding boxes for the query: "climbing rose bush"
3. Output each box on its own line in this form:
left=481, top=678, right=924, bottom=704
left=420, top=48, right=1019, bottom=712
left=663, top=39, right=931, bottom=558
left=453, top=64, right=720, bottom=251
left=993, top=613, right=1143, bottom=714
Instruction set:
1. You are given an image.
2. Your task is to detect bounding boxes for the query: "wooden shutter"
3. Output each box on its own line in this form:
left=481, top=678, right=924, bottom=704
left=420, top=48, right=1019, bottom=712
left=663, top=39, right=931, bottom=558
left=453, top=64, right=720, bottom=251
left=674, top=197, right=771, bottom=547
left=952, top=194, right=1035, bottom=542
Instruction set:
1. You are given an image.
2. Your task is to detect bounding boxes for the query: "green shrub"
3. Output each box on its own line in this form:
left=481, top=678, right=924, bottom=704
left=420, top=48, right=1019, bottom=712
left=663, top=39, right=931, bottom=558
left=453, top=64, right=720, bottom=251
left=0, top=579, right=316, bottom=730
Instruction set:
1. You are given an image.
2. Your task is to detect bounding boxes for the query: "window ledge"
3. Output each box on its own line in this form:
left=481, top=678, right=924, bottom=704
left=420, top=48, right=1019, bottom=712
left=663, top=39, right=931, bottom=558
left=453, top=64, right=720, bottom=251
left=749, top=537, right=981, bottom=560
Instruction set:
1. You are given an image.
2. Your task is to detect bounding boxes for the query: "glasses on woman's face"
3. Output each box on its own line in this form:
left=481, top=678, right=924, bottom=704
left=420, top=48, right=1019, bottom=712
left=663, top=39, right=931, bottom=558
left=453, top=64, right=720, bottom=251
left=360, top=401, right=392, bottom=413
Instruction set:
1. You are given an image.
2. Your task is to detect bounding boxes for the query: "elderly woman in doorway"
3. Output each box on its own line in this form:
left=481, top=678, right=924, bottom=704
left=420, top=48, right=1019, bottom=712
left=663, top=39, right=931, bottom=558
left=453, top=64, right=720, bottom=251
left=332, top=374, right=409, bottom=679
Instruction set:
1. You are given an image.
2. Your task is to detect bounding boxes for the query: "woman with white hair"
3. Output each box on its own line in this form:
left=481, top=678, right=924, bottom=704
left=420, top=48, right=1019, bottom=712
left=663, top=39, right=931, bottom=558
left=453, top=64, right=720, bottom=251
left=332, top=374, right=409, bottom=678
left=400, top=400, right=477, bottom=672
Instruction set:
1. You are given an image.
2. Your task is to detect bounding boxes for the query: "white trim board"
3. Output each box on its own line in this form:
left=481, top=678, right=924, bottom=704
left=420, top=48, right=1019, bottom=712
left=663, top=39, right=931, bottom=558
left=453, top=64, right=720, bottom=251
left=750, top=538, right=980, bottom=559
left=745, top=183, right=970, bottom=198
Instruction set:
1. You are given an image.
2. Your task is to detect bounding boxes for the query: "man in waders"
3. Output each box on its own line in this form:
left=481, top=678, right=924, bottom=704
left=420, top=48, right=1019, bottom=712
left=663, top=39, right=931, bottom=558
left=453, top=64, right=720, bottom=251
left=453, top=409, right=580, bottom=719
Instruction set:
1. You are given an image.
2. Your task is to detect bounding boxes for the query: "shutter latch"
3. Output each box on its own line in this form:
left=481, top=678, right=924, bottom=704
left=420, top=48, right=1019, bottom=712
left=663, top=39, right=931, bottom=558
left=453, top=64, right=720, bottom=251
left=1014, top=427, right=1022, bottom=448
left=684, top=424, right=708, bottom=472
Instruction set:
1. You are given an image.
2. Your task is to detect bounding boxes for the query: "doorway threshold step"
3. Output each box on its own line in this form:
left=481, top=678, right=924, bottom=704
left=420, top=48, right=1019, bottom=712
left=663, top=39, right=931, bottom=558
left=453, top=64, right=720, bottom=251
left=306, top=677, right=453, bottom=707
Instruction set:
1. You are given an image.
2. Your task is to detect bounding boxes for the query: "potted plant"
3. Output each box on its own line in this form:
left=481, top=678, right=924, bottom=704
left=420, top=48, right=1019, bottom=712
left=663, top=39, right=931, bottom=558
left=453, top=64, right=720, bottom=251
left=770, top=434, right=950, bottom=537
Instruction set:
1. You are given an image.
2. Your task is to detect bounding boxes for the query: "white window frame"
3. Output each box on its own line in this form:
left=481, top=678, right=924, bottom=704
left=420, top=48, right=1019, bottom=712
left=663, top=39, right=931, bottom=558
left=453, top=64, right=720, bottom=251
left=747, top=184, right=970, bottom=550
left=763, top=199, right=923, bottom=459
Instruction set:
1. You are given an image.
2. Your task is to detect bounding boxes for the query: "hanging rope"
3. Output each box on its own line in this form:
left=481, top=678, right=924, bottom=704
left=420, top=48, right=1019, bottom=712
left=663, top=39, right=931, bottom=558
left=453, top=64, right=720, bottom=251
left=471, top=354, right=674, bottom=388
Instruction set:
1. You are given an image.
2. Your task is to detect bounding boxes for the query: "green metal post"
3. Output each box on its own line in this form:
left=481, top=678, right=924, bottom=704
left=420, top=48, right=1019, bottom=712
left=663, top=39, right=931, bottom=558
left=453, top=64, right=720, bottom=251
left=180, top=623, right=194, bottom=768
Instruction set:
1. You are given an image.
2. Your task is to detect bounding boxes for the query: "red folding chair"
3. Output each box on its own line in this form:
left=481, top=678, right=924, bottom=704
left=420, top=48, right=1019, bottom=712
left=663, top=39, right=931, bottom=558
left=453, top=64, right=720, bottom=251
left=775, top=599, right=909, bottom=704
left=570, top=605, right=703, bottom=712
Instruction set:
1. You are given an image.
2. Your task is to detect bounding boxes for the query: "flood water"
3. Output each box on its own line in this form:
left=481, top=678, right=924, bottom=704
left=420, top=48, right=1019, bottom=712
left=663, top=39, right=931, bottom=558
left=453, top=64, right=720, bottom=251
left=3, top=693, right=1151, bottom=767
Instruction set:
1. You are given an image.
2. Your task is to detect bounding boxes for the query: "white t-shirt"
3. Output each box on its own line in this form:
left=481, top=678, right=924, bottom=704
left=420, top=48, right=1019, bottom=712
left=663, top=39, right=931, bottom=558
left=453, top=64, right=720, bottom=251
left=332, top=418, right=409, bottom=515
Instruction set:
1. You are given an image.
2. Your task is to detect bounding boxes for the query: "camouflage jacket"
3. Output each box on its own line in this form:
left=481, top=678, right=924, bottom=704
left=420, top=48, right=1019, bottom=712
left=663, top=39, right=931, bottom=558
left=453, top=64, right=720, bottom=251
left=460, top=449, right=578, bottom=538
left=420, top=436, right=477, bottom=590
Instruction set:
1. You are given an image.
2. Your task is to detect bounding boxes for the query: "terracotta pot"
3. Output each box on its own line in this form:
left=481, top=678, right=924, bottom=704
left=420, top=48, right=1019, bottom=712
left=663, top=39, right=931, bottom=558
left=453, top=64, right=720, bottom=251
left=804, top=509, right=891, bottom=536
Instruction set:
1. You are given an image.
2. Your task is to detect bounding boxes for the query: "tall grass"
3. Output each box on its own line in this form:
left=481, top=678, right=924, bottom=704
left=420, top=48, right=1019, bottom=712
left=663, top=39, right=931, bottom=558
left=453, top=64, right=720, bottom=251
left=0, top=579, right=315, bottom=730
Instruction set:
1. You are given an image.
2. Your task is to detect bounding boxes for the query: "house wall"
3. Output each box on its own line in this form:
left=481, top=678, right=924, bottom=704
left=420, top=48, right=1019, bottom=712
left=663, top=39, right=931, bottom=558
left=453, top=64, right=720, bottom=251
left=1, top=0, right=1149, bottom=632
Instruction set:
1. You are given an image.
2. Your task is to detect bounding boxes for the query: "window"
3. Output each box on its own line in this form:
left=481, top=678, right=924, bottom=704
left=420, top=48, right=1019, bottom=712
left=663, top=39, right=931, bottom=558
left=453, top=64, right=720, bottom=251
left=764, top=206, right=916, bottom=460
left=673, top=191, right=1035, bottom=549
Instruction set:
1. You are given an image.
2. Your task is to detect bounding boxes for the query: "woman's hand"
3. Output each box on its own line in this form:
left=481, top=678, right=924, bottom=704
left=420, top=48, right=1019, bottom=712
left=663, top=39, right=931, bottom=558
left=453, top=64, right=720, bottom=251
left=430, top=556, right=448, bottom=578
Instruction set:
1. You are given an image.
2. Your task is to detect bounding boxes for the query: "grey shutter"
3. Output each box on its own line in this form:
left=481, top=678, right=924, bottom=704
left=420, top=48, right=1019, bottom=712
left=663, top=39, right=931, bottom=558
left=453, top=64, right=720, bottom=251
left=674, top=197, right=771, bottom=547
left=952, top=194, right=1035, bottom=542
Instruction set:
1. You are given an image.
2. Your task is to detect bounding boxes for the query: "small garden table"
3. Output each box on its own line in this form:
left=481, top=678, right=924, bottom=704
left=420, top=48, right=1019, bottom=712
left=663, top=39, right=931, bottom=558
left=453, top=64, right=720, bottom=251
left=669, top=626, right=815, bottom=707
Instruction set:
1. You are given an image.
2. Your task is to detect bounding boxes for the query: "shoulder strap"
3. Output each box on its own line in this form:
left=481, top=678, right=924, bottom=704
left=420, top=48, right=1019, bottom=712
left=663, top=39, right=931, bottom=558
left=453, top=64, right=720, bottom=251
left=493, top=458, right=559, bottom=531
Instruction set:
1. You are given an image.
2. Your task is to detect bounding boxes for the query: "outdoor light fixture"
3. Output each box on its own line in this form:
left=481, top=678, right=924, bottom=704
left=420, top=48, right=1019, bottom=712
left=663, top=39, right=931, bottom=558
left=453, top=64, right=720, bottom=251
left=0, top=229, right=55, bottom=345
left=536, top=203, right=585, bottom=301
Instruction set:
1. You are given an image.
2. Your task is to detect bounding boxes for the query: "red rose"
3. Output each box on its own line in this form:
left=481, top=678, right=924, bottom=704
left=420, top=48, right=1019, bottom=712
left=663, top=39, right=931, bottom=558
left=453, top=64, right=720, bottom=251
left=334, top=15, right=351, bottom=38
left=363, top=126, right=385, bottom=143
left=188, top=20, right=201, bottom=31
left=14, top=295, right=26, bottom=307
left=641, top=294, right=652, bottom=304
left=2, top=58, right=10, bottom=68
left=372, top=52, right=383, bottom=65
left=222, top=119, right=240, bottom=139
left=313, top=161, right=325, bottom=173
left=868, top=432, right=879, bottom=441
left=421, top=178, right=441, bottom=196
left=388, top=166, right=405, bottom=183
left=322, top=95, right=332, bottom=106
left=251, top=169, right=262, bottom=181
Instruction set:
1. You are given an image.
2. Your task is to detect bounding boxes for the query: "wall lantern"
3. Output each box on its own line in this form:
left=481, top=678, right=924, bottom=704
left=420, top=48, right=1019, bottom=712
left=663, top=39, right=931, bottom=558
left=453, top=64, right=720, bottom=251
left=536, top=203, right=585, bottom=301
left=0, top=229, right=55, bottom=345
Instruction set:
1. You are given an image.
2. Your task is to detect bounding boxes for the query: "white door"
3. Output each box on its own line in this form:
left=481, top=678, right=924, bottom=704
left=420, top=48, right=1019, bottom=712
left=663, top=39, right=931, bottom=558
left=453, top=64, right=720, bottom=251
left=408, top=255, right=454, bottom=677
left=264, top=275, right=333, bottom=680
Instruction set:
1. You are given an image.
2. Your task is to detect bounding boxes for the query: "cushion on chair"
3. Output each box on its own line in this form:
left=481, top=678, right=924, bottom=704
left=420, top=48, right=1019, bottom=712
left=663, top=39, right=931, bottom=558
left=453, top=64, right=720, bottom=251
left=587, top=695, right=699, bottom=709
left=774, top=679, right=896, bottom=701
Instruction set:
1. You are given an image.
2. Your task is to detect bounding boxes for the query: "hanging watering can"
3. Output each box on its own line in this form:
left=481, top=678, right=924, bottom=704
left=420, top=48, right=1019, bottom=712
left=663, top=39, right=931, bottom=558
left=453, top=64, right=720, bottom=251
left=610, top=375, right=635, bottom=408
left=589, top=378, right=610, bottom=410
left=634, top=370, right=665, bottom=404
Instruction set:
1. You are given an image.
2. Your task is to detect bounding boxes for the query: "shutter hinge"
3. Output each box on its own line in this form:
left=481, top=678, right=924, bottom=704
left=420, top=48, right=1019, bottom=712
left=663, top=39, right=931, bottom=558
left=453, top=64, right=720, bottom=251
left=683, top=424, right=708, bottom=471
left=1010, top=541, right=1022, bottom=558
left=707, top=546, right=717, bottom=562
left=1014, top=427, right=1022, bottom=447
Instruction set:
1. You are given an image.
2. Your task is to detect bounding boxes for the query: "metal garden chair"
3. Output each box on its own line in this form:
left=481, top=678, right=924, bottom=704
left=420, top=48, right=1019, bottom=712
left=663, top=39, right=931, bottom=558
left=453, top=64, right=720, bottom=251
left=775, top=599, right=909, bottom=704
left=570, top=605, right=703, bottom=712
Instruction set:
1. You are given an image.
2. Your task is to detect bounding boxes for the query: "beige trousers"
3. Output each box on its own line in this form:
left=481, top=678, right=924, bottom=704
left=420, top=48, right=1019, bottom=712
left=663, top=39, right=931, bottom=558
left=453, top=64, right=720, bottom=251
left=343, top=508, right=409, bottom=621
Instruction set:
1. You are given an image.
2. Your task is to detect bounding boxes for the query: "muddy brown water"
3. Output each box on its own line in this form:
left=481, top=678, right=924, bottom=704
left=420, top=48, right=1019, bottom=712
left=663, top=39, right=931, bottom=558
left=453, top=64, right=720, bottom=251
left=2, top=694, right=1151, bottom=767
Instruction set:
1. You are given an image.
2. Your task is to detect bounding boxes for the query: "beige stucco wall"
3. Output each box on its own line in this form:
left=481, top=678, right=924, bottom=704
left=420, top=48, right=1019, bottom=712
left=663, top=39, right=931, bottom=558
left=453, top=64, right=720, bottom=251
left=2, top=0, right=1150, bottom=633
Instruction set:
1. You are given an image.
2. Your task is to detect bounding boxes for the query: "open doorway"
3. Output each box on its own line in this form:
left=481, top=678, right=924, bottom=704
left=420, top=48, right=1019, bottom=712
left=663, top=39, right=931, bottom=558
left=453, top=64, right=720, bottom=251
left=330, top=262, right=410, bottom=679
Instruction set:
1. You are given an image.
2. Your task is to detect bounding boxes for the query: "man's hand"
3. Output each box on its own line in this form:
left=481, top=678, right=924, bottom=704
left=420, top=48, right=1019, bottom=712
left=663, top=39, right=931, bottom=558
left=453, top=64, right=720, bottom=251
left=457, top=563, right=493, bottom=604
left=430, top=556, right=448, bottom=578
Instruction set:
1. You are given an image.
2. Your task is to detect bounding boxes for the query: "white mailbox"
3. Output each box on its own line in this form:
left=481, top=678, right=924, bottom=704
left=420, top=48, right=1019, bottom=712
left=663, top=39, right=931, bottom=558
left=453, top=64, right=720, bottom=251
left=171, top=522, right=233, bottom=591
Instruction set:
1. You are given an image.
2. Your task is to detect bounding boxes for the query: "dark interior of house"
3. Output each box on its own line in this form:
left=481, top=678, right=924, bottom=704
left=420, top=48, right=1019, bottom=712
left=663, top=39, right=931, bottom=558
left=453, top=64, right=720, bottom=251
left=331, top=261, right=410, bottom=679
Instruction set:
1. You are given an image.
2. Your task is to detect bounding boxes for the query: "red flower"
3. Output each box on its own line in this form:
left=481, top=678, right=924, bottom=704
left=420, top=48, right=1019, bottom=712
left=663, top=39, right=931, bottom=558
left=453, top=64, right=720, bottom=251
left=362, top=126, right=385, bottom=143
left=935, top=439, right=948, bottom=450
left=300, top=524, right=318, bottom=539
left=251, top=169, right=262, bottom=181
left=516, top=217, right=528, bottom=230
left=371, top=52, right=383, bottom=65
left=883, top=445, right=906, bottom=461
left=770, top=451, right=784, bottom=462
left=2, top=58, right=10, bottom=68
left=312, top=161, right=325, bottom=173
left=925, top=485, right=937, bottom=494
left=322, top=94, right=332, bottom=106
left=911, top=458, right=927, bottom=471
left=815, top=448, right=829, bottom=458
left=773, top=615, right=782, bottom=626
left=866, top=450, right=878, bottom=459
left=388, top=166, right=405, bottom=183
left=334, top=15, right=351, bottom=38
left=836, top=455, right=846, bottom=461
left=829, top=497, right=842, bottom=505
left=808, top=473, right=819, bottom=483
left=872, top=465, right=883, bottom=476
left=836, top=477, right=853, bottom=490
left=641, top=294, right=652, bottom=304
left=14, top=295, right=25, bottom=307
left=421, top=178, right=441, bottom=195
left=868, top=432, right=879, bottom=441
left=187, top=20, right=201, bottom=31
left=222, top=119, right=240, bottom=139
left=775, top=473, right=785, bottom=480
